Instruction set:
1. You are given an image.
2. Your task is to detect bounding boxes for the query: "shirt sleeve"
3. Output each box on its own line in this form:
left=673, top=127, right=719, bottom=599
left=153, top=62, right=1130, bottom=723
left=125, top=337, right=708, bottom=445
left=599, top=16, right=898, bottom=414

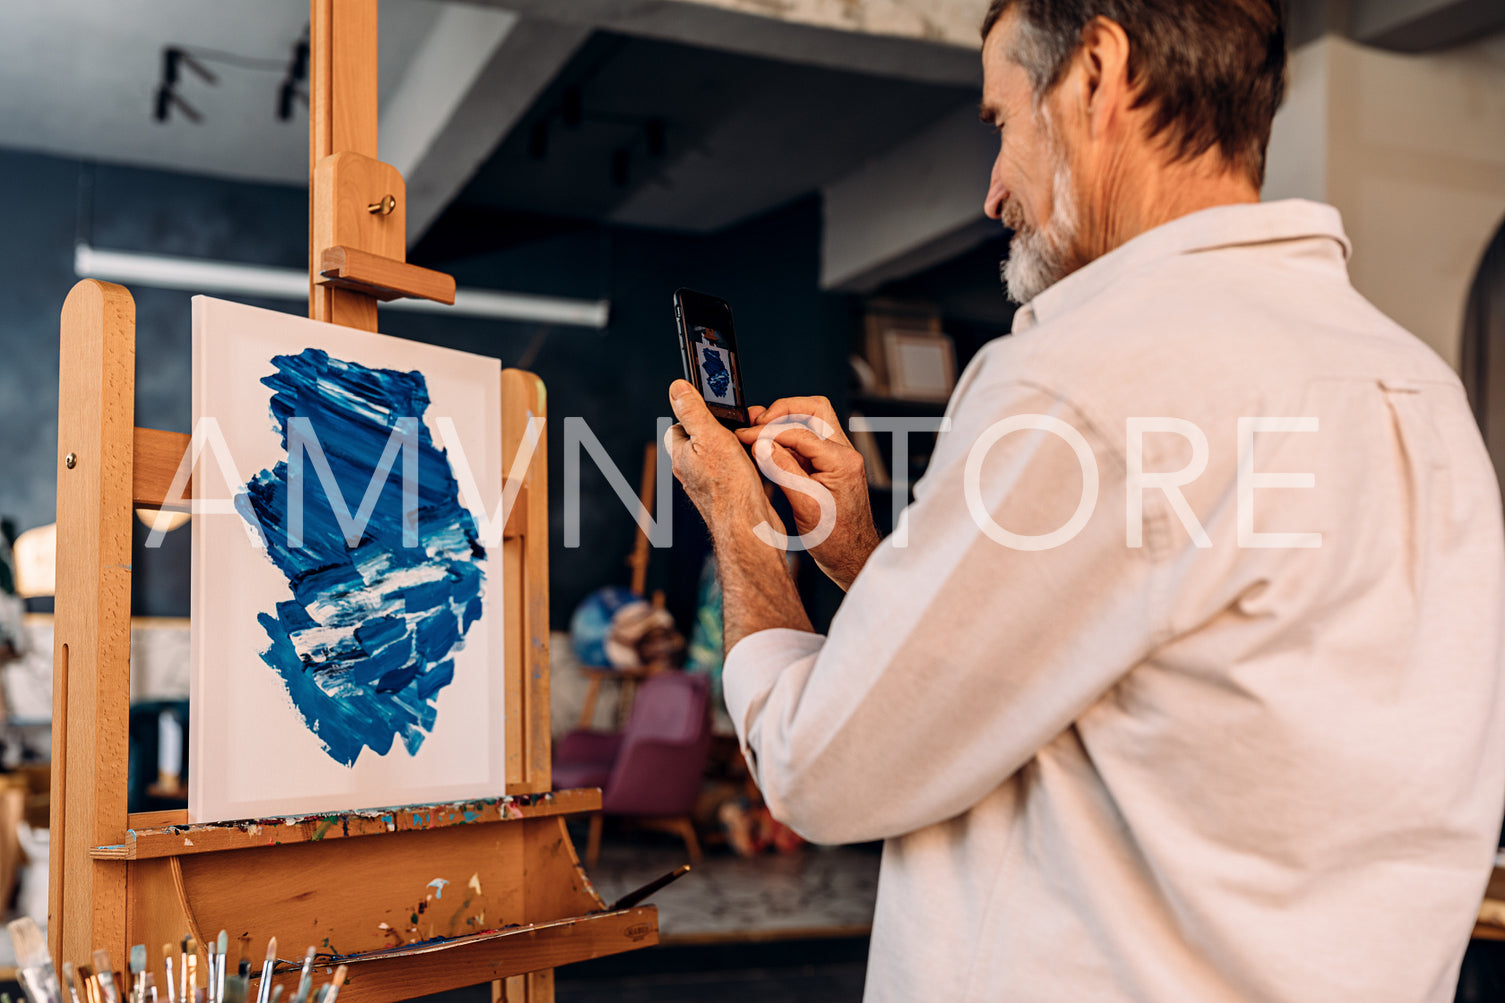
left=722, top=379, right=1170, bottom=844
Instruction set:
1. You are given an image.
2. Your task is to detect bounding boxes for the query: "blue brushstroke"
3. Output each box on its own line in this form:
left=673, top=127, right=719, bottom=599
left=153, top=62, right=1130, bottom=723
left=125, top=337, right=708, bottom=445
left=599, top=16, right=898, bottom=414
left=700, top=346, right=731, bottom=397
left=237, top=348, right=485, bottom=767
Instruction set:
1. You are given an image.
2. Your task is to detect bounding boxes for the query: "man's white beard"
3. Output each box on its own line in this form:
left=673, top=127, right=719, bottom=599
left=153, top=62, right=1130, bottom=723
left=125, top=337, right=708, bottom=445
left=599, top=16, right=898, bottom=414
left=1000, top=154, right=1080, bottom=305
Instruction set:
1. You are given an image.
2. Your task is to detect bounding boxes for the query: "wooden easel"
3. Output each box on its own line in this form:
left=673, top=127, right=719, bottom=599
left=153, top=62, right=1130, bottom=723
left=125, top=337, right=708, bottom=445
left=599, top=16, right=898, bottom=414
left=46, top=2, right=656, bottom=1000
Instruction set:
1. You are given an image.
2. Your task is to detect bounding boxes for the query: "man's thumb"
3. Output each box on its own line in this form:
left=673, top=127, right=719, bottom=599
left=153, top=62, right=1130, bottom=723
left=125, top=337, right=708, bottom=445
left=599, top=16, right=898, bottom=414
left=669, top=379, right=715, bottom=433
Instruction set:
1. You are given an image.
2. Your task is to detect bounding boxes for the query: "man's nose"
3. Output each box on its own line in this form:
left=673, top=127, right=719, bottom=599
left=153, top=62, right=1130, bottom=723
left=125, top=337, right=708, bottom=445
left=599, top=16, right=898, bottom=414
left=984, top=172, right=1009, bottom=220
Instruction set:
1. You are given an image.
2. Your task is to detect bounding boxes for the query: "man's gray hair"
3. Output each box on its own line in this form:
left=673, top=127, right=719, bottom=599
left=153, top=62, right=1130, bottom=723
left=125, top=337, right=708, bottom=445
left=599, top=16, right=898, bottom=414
left=981, top=0, right=1286, bottom=186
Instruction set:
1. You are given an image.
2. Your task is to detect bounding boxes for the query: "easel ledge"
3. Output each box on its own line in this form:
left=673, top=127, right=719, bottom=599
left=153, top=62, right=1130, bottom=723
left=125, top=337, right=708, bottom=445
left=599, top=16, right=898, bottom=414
left=94, top=789, right=602, bottom=860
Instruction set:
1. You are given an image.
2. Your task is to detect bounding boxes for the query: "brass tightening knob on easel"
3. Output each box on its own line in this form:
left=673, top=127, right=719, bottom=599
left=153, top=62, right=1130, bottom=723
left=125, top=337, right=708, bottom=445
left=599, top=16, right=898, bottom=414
left=368, top=194, right=397, bottom=215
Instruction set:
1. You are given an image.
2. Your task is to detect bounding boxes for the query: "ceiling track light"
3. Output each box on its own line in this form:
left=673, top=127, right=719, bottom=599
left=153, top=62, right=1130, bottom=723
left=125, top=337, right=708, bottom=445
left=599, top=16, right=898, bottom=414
left=153, top=86, right=202, bottom=124
left=154, top=39, right=309, bottom=124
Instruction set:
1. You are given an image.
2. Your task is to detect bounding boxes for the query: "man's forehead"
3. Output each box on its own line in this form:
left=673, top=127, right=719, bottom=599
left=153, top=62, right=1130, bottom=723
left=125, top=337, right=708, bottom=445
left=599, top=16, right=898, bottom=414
left=980, top=12, right=1029, bottom=108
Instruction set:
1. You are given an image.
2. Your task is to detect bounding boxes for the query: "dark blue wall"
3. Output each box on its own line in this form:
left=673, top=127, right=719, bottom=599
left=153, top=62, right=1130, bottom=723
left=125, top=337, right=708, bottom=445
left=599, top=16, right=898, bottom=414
left=0, top=148, right=853, bottom=628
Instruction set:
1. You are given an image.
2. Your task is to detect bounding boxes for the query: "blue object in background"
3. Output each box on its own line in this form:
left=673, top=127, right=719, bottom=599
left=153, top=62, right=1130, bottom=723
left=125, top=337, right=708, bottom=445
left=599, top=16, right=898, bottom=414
left=570, top=585, right=640, bottom=668
left=238, top=349, right=486, bottom=768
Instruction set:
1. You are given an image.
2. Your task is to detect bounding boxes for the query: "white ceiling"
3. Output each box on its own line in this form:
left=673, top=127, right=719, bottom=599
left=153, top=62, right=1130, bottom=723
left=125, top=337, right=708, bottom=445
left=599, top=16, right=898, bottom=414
left=0, top=0, right=445, bottom=184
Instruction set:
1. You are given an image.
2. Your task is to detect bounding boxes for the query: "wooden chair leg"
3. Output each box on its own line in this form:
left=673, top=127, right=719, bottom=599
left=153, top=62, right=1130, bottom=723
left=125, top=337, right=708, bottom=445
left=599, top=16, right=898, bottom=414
left=676, top=815, right=702, bottom=864
left=586, top=812, right=603, bottom=869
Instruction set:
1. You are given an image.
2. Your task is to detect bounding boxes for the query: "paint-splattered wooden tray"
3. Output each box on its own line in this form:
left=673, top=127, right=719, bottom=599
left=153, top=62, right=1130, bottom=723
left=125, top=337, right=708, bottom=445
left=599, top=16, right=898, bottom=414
left=91, top=789, right=601, bottom=860
left=102, top=788, right=654, bottom=1003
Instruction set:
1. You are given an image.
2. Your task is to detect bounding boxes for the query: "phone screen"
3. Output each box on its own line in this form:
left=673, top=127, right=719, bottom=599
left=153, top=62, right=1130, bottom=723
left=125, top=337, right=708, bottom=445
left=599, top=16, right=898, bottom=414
left=675, top=288, right=749, bottom=427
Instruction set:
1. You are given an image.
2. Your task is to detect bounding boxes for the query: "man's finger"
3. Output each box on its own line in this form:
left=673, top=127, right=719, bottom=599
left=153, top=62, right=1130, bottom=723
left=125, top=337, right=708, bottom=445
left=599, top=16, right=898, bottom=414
left=759, top=424, right=853, bottom=471
left=752, top=396, right=842, bottom=429
left=664, top=420, right=689, bottom=458
left=747, top=404, right=768, bottom=425
left=754, top=438, right=815, bottom=483
left=668, top=379, right=722, bottom=438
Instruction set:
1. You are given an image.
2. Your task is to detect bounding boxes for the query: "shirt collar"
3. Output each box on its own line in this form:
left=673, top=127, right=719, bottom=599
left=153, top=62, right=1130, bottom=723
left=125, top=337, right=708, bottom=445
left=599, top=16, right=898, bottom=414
left=1011, top=199, right=1351, bottom=333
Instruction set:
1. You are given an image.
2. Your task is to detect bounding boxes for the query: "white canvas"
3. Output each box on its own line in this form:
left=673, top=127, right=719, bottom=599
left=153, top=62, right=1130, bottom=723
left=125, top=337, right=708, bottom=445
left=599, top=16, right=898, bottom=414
left=188, top=296, right=504, bottom=821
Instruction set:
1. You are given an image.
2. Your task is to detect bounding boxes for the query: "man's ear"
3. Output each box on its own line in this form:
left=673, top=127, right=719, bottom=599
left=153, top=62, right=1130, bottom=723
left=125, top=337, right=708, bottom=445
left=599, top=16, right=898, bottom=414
left=1076, top=15, right=1133, bottom=137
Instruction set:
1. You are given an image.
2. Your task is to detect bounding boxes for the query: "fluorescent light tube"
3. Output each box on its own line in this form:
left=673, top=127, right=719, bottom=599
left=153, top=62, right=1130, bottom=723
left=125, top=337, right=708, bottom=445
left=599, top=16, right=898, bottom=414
left=74, top=243, right=610, bottom=329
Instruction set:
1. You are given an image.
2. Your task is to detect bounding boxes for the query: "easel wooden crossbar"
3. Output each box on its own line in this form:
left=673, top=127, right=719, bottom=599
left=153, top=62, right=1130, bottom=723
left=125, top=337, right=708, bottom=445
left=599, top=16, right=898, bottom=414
left=47, top=2, right=657, bottom=1000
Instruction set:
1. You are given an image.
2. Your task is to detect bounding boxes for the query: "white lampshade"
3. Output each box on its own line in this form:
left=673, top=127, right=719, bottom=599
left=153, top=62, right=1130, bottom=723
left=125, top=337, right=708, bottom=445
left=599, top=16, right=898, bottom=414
left=12, top=523, right=56, bottom=599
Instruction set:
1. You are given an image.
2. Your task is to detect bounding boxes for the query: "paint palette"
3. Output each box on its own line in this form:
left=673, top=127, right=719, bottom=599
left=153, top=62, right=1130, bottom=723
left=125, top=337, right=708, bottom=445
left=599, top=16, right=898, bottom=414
left=189, top=297, right=505, bottom=821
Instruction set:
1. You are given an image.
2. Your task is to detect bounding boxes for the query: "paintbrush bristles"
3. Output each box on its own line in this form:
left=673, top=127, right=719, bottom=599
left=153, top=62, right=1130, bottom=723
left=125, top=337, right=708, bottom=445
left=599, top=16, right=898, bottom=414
left=61, top=962, right=82, bottom=1003
left=321, top=967, right=346, bottom=1003
left=290, top=948, right=315, bottom=1003
left=90, top=951, right=117, bottom=1003
left=7, top=915, right=60, bottom=1003
left=77, top=965, right=97, bottom=1003
left=161, top=946, right=175, bottom=1003
left=254, top=938, right=276, bottom=1003
left=5, top=917, right=47, bottom=970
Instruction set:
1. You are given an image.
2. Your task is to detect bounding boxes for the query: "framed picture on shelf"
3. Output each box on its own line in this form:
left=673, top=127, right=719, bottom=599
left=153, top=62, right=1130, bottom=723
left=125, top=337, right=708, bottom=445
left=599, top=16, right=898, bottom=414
left=882, top=329, right=957, bottom=402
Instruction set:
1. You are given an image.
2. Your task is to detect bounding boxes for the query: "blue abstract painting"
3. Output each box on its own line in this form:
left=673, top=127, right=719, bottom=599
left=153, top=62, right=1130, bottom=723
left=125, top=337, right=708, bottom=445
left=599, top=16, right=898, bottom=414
left=236, top=348, right=486, bottom=768
left=700, top=346, right=731, bottom=398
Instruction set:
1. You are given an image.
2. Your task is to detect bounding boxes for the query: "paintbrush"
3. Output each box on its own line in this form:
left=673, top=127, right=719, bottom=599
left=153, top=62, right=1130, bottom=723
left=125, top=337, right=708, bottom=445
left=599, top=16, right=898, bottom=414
left=268, top=990, right=281, bottom=1003
left=215, top=932, right=228, bottom=1003
left=181, top=937, right=197, bottom=1003
left=321, top=968, right=346, bottom=1003
left=76, top=965, right=98, bottom=1003
left=220, top=976, right=245, bottom=1003
left=254, top=939, right=275, bottom=1003
left=202, top=941, right=214, bottom=1003
left=143, top=975, right=157, bottom=1003
left=91, top=951, right=119, bottom=1003
left=207, top=942, right=217, bottom=1003
left=6, top=917, right=61, bottom=1003
left=161, top=945, right=175, bottom=1003
left=311, top=990, right=326, bottom=1003
left=130, top=946, right=148, bottom=1003
left=235, top=938, right=250, bottom=983
left=61, top=963, right=82, bottom=1003
left=291, top=949, right=315, bottom=1003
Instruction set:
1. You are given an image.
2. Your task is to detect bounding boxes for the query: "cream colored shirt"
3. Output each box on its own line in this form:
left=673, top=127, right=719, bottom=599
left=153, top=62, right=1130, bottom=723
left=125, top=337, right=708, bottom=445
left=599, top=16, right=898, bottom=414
left=723, top=200, right=1505, bottom=1002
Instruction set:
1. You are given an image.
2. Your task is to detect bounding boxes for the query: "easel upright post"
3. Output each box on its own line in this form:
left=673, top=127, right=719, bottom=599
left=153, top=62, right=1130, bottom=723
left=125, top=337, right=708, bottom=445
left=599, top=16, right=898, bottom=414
left=49, top=280, right=136, bottom=966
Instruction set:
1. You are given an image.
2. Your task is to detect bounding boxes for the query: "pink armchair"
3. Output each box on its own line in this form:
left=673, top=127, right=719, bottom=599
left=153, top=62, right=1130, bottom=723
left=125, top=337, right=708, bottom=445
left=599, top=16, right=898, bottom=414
left=553, top=670, right=712, bottom=867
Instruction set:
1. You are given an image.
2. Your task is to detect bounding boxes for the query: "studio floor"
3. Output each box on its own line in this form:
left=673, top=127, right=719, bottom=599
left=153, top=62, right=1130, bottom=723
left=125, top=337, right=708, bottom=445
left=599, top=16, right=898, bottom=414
left=583, top=829, right=881, bottom=943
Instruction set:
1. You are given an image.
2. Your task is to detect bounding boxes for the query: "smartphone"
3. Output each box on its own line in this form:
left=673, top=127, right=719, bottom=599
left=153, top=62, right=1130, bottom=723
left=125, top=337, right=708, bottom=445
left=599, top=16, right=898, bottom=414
left=674, top=288, right=750, bottom=429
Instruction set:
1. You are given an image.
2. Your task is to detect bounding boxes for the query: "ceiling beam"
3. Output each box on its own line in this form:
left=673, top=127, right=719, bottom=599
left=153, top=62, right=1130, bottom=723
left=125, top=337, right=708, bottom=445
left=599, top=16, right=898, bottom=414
left=820, top=103, right=997, bottom=292
left=463, top=0, right=981, bottom=87
left=382, top=9, right=592, bottom=244
left=1349, top=0, right=1505, bottom=50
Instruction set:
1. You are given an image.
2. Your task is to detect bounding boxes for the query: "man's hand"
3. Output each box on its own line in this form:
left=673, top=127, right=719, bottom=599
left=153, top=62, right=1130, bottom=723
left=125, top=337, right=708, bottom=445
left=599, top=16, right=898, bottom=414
left=665, top=379, right=784, bottom=540
left=735, top=396, right=883, bottom=592
left=665, top=380, right=812, bottom=651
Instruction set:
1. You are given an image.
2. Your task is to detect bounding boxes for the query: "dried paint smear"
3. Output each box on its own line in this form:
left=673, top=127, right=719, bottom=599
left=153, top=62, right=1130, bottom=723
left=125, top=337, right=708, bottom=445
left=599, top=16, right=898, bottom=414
left=238, top=349, right=486, bottom=767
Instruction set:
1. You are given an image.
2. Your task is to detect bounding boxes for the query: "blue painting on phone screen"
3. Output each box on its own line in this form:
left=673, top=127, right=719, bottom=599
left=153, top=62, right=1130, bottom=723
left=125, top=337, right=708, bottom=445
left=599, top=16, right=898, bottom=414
left=235, top=349, right=486, bottom=767
left=700, top=346, right=731, bottom=398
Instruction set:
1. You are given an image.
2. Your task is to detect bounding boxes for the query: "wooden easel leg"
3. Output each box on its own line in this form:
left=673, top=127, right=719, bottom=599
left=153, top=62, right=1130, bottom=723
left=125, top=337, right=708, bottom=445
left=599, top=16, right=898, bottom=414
left=586, top=813, right=604, bottom=869
left=675, top=816, right=703, bottom=864
left=578, top=677, right=601, bottom=730
left=496, top=971, right=553, bottom=1003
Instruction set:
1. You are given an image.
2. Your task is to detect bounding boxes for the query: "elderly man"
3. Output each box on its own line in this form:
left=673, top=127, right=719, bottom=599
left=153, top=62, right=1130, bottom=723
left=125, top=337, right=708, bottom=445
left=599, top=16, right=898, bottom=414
left=665, top=1, right=1505, bottom=999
